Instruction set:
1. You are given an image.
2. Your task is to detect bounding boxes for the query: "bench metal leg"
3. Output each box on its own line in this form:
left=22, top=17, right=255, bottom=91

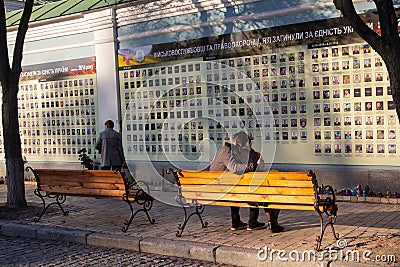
left=34, top=189, right=69, bottom=222
left=121, top=190, right=155, bottom=233
left=315, top=206, right=339, bottom=251
left=176, top=204, right=208, bottom=237
left=313, top=184, right=339, bottom=251
left=171, top=170, right=208, bottom=236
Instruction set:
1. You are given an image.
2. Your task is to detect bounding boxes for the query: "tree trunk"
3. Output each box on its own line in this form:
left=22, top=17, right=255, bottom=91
left=0, top=0, right=32, bottom=208
left=2, top=73, right=26, bottom=208
left=388, top=66, right=400, bottom=122
left=385, top=56, right=400, bottom=123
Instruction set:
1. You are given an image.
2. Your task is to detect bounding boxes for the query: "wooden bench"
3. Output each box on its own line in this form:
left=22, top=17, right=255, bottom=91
left=171, top=169, right=338, bottom=250
left=26, top=166, right=155, bottom=232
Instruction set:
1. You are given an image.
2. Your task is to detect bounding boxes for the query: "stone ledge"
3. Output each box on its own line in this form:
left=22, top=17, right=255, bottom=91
left=215, top=246, right=267, bottom=267
left=36, top=226, right=92, bottom=244
left=336, top=196, right=399, bottom=204
left=87, top=232, right=141, bottom=251
left=0, top=223, right=42, bottom=238
left=214, top=245, right=328, bottom=267
left=140, top=237, right=217, bottom=263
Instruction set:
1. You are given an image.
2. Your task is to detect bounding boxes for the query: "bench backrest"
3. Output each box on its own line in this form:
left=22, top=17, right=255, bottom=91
left=175, top=170, right=318, bottom=211
left=32, top=169, right=127, bottom=198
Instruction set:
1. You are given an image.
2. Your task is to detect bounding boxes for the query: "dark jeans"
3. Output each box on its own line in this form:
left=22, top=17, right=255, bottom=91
left=231, top=207, right=259, bottom=226
left=264, top=208, right=280, bottom=222
left=101, top=165, right=121, bottom=170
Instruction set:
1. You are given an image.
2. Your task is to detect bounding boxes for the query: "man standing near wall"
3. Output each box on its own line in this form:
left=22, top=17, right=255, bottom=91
left=95, top=120, right=125, bottom=170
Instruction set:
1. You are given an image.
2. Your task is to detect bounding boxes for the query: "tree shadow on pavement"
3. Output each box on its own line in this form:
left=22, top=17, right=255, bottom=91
left=0, top=202, right=42, bottom=221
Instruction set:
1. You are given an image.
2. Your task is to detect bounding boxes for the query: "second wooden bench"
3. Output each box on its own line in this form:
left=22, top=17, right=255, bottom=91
left=27, top=166, right=155, bottom=232
left=171, top=169, right=338, bottom=250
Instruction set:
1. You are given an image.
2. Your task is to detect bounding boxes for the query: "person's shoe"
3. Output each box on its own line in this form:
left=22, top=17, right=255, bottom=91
left=247, top=221, right=266, bottom=231
left=268, top=221, right=284, bottom=233
left=274, top=223, right=284, bottom=232
left=231, top=221, right=247, bottom=231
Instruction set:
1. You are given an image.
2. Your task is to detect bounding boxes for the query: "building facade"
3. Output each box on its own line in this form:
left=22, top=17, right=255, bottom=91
left=3, top=0, right=400, bottom=191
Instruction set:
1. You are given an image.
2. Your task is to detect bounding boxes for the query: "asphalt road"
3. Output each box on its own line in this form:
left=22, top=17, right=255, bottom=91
left=0, top=235, right=232, bottom=267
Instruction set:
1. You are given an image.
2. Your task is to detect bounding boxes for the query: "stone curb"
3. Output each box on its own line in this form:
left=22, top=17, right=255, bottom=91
left=330, top=262, right=383, bottom=267
left=87, top=232, right=141, bottom=251
left=216, top=245, right=268, bottom=267
left=140, top=237, right=217, bottom=263
left=36, top=226, right=91, bottom=244
left=0, top=222, right=42, bottom=239
left=214, top=245, right=333, bottom=267
left=336, top=196, right=399, bottom=204
left=0, top=222, right=91, bottom=245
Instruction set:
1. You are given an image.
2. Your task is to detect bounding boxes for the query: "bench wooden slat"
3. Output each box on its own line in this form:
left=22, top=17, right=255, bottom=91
left=181, top=191, right=315, bottom=205
left=188, top=199, right=316, bottom=211
left=243, top=172, right=311, bottom=181
left=179, top=171, right=311, bottom=181
left=34, top=169, right=121, bottom=177
left=40, top=185, right=125, bottom=197
left=181, top=184, right=314, bottom=196
left=52, top=194, right=122, bottom=199
left=179, top=177, right=313, bottom=188
left=38, top=174, right=124, bottom=184
left=179, top=171, right=240, bottom=179
left=39, top=180, right=125, bottom=190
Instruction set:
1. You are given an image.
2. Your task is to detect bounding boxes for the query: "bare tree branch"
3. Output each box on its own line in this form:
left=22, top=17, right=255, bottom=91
left=334, top=0, right=384, bottom=53
left=0, top=0, right=11, bottom=82
left=12, top=0, right=34, bottom=74
left=374, top=0, right=400, bottom=49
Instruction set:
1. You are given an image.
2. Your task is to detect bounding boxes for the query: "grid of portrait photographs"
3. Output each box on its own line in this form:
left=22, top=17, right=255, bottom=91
left=0, top=75, right=99, bottom=160
left=310, top=43, right=398, bottom=157
left=120, top=51, right=305, bottom=161
left=120, top=41, right=399, bottom=164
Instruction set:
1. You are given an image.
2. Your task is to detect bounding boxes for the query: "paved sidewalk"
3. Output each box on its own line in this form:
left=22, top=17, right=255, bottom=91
left=0, top=184, right=399, bottom=267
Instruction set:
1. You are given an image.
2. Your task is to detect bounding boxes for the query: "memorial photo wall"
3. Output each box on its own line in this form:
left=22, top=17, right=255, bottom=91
left=0, top=57, right=99, bottom=162
left=119, top=60, right=276, bottom=163
left=119, top=12, right=399, bottom=165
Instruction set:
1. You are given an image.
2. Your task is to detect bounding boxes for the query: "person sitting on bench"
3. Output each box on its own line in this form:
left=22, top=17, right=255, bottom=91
left=210, top=133, right=264, bottom=231
left=229, top=131, right=284, bottom=233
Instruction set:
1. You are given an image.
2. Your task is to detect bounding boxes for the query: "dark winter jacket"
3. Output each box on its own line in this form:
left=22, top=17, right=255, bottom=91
left=95, top=128, right=125, bottom=167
